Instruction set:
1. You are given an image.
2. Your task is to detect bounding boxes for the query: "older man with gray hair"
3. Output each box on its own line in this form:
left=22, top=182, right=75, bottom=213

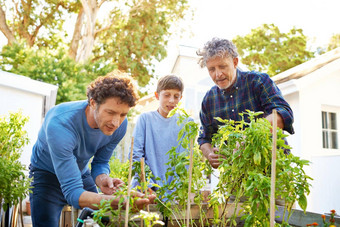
left=196, top=37, right=294, bottom=168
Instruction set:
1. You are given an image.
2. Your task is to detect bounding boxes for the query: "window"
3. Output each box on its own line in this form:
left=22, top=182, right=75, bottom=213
left=322, top=111, right=338, bottom=149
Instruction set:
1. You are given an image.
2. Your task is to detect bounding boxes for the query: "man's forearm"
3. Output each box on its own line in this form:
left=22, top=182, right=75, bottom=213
left=78, top=191, right=121, bottom=210
left=95, top=173, right=108, bottom=188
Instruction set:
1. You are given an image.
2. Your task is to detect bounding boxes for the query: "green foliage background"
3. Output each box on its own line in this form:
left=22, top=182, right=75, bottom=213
left=0, top=111, right=31, bottom=211
left=0, top=0, right=191, bottom=103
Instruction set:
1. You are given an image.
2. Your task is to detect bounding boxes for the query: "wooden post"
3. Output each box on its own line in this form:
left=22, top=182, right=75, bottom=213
left=140, top=158, right=150, bottom=212
left=125, top=137, right=134, bottom=227
left=270, top=110, right=278, bottom=227
left=186, top=139, right=194, bottom=227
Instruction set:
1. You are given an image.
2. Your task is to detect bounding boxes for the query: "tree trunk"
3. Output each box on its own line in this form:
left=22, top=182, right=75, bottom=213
left=75, top=0, right=98, bottom=63
left=0, top=7, right=16, bottom=45
left=69, top=7, right=84, bottom=60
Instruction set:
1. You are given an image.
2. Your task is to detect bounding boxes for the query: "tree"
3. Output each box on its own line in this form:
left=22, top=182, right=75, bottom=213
left=232, top=24, right=314, bottom=76
left=0, top=41, right=115, bottom=103
left=0, top=0, right=191, bottom=87
left=327, top=33, right=340, bottom=51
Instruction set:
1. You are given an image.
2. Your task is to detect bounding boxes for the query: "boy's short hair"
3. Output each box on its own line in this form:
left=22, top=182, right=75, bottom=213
left=156, top=75, right=184, bottom=94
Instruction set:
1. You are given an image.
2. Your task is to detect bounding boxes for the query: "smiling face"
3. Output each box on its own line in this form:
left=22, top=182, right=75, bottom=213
left=88, top=97, right=130, bottom=135
left=206, top=55, right=238, bottom=90
left=155, top=89, right=182, bottom=118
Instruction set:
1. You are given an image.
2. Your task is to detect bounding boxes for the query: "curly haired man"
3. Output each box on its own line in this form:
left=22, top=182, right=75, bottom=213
left=29, top=71, right=155, bottom=226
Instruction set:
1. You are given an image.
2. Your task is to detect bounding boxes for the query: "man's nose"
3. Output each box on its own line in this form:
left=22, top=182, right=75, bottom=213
left=216, top=69, right=222, bottom=77
left=112, top=116, right=120, bottom=127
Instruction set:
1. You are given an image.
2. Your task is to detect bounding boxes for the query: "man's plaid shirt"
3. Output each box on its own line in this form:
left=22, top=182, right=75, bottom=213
left=198, top=69, right=294, bottom=145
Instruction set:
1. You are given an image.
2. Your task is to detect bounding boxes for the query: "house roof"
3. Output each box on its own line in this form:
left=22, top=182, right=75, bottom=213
left=134, top=93, right=158, bottom=113
left=272, top=47, right=340, bottom=84
left=171, top=45, right=249, bottom=73
left=0, top=70, right=58, bottom=96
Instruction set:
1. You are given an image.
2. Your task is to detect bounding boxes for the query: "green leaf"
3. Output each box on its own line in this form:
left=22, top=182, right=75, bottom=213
left=298, top=194, right=307, bottom=211
left=254, top=151, right=261, bottom=165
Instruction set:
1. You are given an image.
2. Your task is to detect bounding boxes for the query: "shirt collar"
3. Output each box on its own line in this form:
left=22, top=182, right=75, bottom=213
left=218, top=69, right=241, bottom=94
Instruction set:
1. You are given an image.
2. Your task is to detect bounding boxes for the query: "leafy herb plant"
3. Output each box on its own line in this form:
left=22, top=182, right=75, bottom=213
left=210, top=110, right=312, bottom=226
left=156, top=106, right=209, bottom=226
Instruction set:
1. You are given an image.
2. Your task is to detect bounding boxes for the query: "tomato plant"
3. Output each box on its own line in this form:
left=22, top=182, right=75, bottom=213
left=156, top=106, right=209, bottom=226
left=210, top=110, right=312, bottom=226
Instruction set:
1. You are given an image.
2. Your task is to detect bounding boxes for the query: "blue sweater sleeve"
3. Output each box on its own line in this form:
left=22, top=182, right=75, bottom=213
left=46, top=117, right=85, bottom=209
left=91, top=118, right=128, bottom=181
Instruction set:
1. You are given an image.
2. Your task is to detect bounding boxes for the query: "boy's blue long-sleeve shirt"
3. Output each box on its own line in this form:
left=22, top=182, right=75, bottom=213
left=30, top=100, right=127, bottom=208
left=131, top=110, right=192, bottom=189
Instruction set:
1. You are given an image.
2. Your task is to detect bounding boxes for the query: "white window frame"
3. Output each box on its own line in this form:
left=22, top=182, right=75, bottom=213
left=321, top=105, right=340, bottom=155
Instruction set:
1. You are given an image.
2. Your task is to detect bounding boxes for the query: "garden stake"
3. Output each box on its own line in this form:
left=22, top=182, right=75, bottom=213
left=141, top=157, right=150, bottom=212
left=270, top=109, right=277, bottom=227
left=186, top=139, right=194, bottom=227
left=125, top=137, right=134, bottom=227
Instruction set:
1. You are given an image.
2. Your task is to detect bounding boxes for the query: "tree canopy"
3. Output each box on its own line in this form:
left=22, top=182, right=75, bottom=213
left=0, top=0, right=191, bottom=103
left=327, top=33, right=340, bottom=51
left=232, top=24, right=315, bottom=76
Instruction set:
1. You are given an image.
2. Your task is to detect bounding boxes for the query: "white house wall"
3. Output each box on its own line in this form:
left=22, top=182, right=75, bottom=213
left=171, top=55, right=213, bottom=121
left=281, top=92, right=301, bottom=157
left=0, top=84, right=45, bottom=169
left=294, top=58, right=340, bottom=213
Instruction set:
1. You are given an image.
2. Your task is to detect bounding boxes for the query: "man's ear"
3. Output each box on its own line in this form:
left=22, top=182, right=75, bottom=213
left=154, top=92, right=159, bottom=100
left=89, top=98, right=96, bottom=109
left=233, top=57, right=239, bottom=68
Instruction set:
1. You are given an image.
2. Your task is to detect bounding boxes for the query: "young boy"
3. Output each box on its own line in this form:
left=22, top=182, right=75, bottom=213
left=131, top=74, right=192, bottom=192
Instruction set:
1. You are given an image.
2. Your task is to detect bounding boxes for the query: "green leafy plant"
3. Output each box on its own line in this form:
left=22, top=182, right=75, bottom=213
left=156, top=105, right=208, bottom=226
left=109, top=156, right=130, bottom=184
left=0, top=111, right=31, bottom=211
left=209, top=110, right=312, bottom=226
left=92, top=185, right=137, bottom=227
left=131, top=210, right=164, bottom=226
left=131, top=160, right=161, bottom=194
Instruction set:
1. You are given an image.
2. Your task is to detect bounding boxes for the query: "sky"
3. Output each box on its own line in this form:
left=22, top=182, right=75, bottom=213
left=176, top=0, right=340, bottom=49
left=150, top=0, right=340, bottom=82
left=1, top=0, right=340, bottom=81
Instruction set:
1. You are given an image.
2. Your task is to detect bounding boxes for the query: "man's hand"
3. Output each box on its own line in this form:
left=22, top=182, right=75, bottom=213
left=131, top=190, right=156, bottom=210
left=96, top=174, right=124, bottom=195
left=207, top=148, right=223, bottom=169
left=265, top=112, right=284, bottom=131
left=200, top=143, right=224, bottom=169
left=110, top=190, right=156, bottom=211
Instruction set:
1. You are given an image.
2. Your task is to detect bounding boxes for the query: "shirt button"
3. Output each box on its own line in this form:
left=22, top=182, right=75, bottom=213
left=232, top=109, right=234, bottom=112
left=230, top=95, right=233, bottom=98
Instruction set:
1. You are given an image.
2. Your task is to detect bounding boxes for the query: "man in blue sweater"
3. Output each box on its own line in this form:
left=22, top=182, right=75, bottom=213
left=29, top=71, right=155, bottom=226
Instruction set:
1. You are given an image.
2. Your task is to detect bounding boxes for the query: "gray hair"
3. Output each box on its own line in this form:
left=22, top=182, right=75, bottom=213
left=197, top=37, right=239, bottom=68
